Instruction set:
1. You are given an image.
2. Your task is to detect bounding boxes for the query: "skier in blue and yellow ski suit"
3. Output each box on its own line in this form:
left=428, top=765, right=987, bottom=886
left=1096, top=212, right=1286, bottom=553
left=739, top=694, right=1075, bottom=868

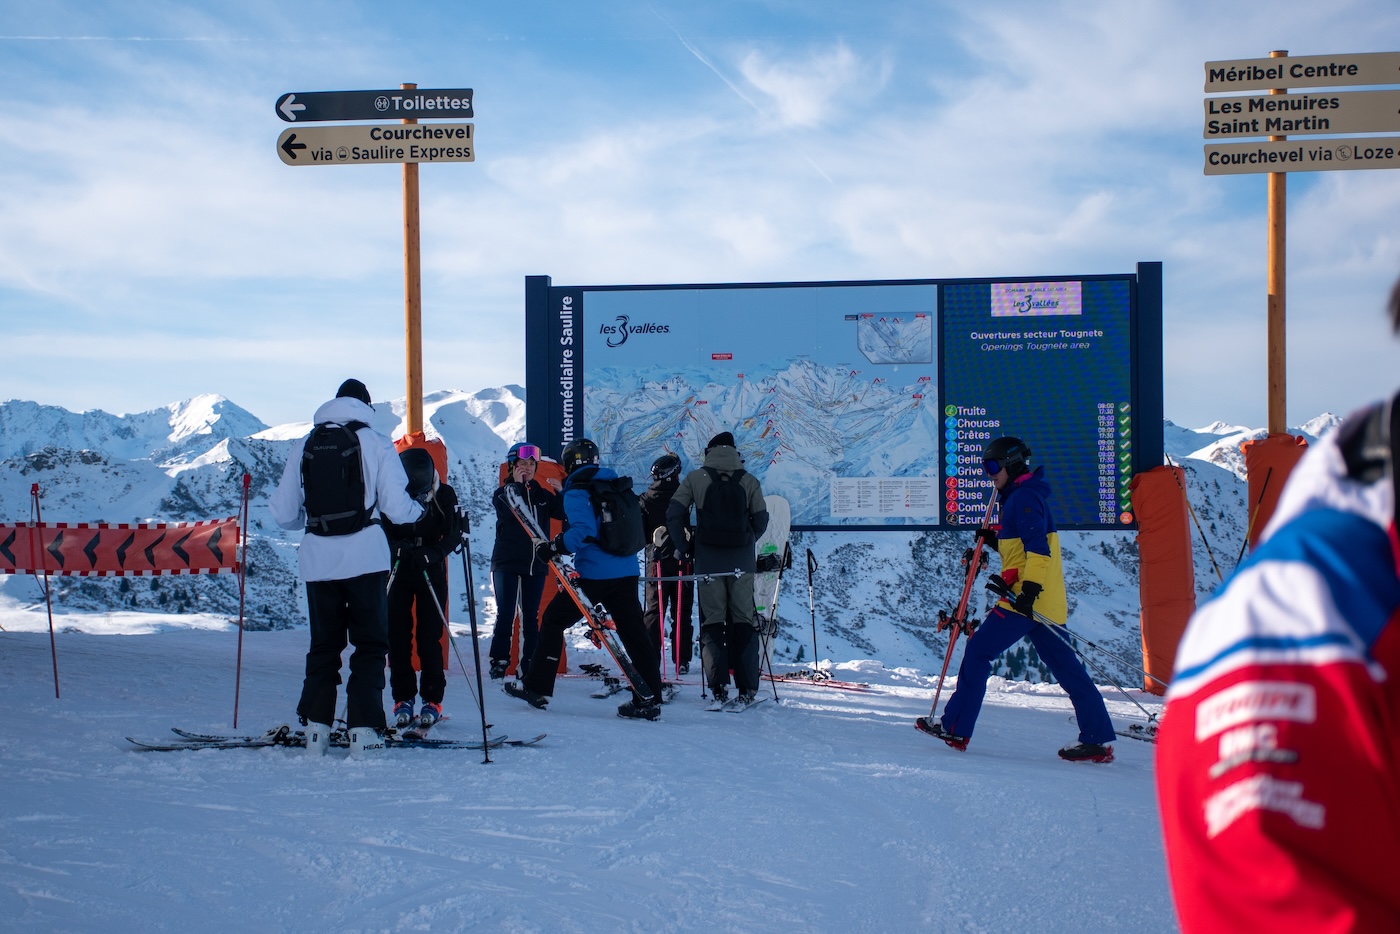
left=934, top=437, right=1116, bottom=761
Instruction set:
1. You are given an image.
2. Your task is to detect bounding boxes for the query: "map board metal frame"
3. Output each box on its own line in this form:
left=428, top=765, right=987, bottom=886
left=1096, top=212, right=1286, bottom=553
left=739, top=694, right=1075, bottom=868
left=525, top=263, right=1162, bottom=531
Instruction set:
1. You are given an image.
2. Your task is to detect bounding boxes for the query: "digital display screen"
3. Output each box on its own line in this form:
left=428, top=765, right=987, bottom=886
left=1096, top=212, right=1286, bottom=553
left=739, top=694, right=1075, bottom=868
left=525, top=267, right=1161, bottom=531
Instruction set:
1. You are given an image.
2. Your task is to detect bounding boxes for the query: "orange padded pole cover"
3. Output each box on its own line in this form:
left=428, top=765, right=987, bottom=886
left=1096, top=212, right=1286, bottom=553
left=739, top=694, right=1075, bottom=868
left=1130, top=466, right=1197, bottom=696
left=1240, top=433, right=1308, bottom=548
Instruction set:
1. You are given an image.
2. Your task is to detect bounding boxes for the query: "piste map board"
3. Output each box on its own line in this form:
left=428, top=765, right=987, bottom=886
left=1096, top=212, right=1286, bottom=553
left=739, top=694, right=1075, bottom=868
left=524, top=264, right=1163, bottom=531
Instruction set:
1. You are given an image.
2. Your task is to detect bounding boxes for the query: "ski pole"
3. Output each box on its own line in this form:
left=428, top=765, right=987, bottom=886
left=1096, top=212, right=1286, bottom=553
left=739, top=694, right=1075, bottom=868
left=1040, top=617, right=1159, bottom=726
left=655, top=556, right=668, bottom=682
left=758, top=542, right=792, bottom=702
left=386, top=556, right=401, bottom=594
left=457, top=507, right=492, bottom=764
left=674, top=561, right=684, bottom=680
left=642, top=570, right=749, bottom=582
left=1164, top=454, right=1224, bottom=584
left=1235, top=467, right=1273, bottom=569
left=984, top=576, right=1160, bottom=724
left=805, top=548, right=819, bottom=675
left=420, top=566, right=480, bottom=710
left=29, top=484, right=60, bottom=698
left=985, top=575, right=1170, bottom=690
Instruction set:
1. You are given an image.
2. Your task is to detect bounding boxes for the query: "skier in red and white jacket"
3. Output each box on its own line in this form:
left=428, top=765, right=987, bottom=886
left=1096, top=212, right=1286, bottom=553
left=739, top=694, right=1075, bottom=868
left=1156, top=282, right=1400, bottom=932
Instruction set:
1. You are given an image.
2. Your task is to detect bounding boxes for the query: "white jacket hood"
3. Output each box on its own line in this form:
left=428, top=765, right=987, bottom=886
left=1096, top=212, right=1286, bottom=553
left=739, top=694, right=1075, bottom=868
left=313, top=395, right=376, bottom=427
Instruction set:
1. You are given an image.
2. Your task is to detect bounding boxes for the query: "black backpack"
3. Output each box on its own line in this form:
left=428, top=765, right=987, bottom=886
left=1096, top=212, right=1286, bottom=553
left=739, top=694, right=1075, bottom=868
left=301, top=421, right=373, bottom=536
left=697, top=467, right=750, bottom=548
left=578, top=475, right=646, bottom=556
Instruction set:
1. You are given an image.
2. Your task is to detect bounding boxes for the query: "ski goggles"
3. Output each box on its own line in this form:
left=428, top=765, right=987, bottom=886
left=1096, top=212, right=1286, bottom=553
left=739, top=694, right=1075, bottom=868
left=508, top=444, right=541, bottom=463
left=982, top=458, right=1005, bottom=476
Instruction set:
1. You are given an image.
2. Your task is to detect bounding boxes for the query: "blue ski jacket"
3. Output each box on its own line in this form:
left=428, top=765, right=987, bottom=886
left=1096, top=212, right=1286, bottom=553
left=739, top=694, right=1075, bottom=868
left=559, top=465, right=642, bottom=580
left=993, top=466, right=1068, bottom=624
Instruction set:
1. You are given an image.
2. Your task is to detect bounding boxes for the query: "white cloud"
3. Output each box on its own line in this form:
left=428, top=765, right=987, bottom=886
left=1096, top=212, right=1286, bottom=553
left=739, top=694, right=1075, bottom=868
left=737, top=42, right=873, bottom=129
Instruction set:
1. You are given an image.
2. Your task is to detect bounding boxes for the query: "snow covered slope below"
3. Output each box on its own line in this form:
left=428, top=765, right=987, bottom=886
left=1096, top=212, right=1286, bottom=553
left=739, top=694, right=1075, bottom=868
left=0, top=620, right=1174, bottom=933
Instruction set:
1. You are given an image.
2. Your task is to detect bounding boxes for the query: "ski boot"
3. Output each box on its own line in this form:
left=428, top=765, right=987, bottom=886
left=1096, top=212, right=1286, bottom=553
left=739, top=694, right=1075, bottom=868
left=418, top=702, right=442, bottom=728
left=617, top=696, right=661, bottom=721
left=1058, top=741, right=1114, bottom=763
left=504, top=681, right=549, bottom=709
left=305, top=721, right=333, bottom=757
left=348, top=726, right=387, bottom=759
left=393, top=701, right=415, bottom=728
left=489, top=659, right=509, bottom=680
left=915, top=717, right=969, bottom=751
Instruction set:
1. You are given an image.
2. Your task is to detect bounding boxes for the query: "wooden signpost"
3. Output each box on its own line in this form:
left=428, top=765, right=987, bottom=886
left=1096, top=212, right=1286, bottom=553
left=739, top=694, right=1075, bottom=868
left=1203, top=50, right=1400, bottom=435
left=274, top=83, right=475, bottom=436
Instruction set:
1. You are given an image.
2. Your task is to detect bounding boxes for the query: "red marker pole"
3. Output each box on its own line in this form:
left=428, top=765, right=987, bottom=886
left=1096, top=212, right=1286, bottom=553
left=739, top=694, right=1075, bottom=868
left=233, top=473, right=251, bottom=727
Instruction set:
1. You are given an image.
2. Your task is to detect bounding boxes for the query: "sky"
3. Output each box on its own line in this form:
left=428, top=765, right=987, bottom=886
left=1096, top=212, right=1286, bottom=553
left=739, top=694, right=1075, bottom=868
left=2, top=0, right=1400, bottom=431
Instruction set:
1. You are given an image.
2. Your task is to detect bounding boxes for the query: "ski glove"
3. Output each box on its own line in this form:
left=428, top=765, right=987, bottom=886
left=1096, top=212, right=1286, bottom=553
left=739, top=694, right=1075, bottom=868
left=1013, top=581, right=1042, bottom=616
left=535, top=535, right=566, bottom=563
left=673, top=529, right=693, bottom=562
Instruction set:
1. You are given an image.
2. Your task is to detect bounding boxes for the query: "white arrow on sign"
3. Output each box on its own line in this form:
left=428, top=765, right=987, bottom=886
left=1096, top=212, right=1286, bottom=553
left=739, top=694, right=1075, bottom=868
left=277, top=94, right=306, bottom=122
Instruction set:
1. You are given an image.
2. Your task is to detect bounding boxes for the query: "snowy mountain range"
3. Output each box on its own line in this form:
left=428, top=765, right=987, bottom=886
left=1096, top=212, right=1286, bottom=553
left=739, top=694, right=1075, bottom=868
left=0, top=388, right=1342, bottom=687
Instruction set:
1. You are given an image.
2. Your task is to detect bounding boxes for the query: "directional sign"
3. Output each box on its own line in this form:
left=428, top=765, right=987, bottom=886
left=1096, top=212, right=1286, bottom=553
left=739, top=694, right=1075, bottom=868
left=1204, top=137, right=1400, bottom=175
left=1205, top=51, right=1400, bottom=93
left=1204, top=88, right=1400, bottom=138
left=277, top=124, right=474, bottom=166
left=275, top=89, right=473, bottom=122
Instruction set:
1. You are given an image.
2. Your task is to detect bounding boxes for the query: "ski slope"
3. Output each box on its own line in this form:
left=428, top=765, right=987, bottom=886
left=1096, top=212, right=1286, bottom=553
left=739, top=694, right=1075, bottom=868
left=0, top=609, right=1175, bottom=933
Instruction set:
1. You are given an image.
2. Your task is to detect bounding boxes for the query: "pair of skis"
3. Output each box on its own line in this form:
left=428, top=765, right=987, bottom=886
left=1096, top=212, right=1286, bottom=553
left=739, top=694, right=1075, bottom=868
left=127, top=724, right=546, bottom=752
left=501, top=485, right=656, bottom=704
left=916, top=489, right=997, bottom=739
left=762, top=671, right=873, bottom=693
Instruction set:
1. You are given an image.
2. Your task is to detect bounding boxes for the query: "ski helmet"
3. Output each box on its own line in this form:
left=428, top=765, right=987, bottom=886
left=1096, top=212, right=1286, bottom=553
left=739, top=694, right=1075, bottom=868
left=650, top=453, right=682, bottom=480
left=399, top=447, right=439, bottom=500
left=561, top=438, right=600, bottom=475
left=981, top=436, right=1031, bottom=476
left=506, top=442, right=541, bottom=465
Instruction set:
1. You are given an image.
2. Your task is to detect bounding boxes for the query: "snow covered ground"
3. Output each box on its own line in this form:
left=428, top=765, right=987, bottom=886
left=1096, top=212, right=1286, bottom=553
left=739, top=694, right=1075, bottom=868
left=0, top=608, right=1175, bottom=933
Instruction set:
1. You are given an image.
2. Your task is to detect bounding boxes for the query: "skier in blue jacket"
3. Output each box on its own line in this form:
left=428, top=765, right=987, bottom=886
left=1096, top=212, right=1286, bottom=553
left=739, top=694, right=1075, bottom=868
left=503, top=438, right=665, bottom=720
left=922, top=436, right=1116, bottom=761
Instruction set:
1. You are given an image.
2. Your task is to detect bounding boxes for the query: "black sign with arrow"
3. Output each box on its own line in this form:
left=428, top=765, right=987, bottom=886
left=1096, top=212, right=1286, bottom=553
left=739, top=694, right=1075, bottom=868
left=275, top=89, right=473, bottom=122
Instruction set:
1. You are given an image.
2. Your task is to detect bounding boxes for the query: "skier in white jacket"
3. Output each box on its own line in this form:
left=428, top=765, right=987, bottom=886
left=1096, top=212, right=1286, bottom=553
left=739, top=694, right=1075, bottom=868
left=270, top=379, right=424, bottom=757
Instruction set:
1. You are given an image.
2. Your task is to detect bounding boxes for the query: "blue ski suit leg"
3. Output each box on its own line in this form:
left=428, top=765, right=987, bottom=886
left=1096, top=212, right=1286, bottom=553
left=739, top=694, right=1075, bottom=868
left=940, top=607, right=1030, bottom=739
left=1025, top=622, right=1115, bottom=745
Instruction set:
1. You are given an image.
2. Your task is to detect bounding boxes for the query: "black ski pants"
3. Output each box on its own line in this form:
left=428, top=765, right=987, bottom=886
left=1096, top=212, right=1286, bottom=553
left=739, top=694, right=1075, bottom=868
left=643, top=546, right=694, bottom=667
left=488, top=567, right=548, bottom=675
left=700, top=621, right=761, bottom=695
left=298, top=571, right=390, bottom=730
left=387, top=558, right=448, bottom=706
left=523, top=575, right=663, bottom=703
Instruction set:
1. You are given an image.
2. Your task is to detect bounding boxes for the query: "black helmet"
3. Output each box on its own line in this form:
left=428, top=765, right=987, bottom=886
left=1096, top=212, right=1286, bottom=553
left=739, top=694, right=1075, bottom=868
left=982, top=436, right=1031, bottom=476
left=399, top=447, right=438, bottom=500
left=650, top=453, right=682, bottom=480
left=561, top=438, right=600, bottom=475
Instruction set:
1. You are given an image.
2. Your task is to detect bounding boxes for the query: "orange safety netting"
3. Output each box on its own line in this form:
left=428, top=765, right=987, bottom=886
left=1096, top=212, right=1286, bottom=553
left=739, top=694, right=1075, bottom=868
left=1240, top=433, right=1309, bottom=547
left=1130, top=466, right=1197, bottom=696
left=0, top=519, right=239, bottom=576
